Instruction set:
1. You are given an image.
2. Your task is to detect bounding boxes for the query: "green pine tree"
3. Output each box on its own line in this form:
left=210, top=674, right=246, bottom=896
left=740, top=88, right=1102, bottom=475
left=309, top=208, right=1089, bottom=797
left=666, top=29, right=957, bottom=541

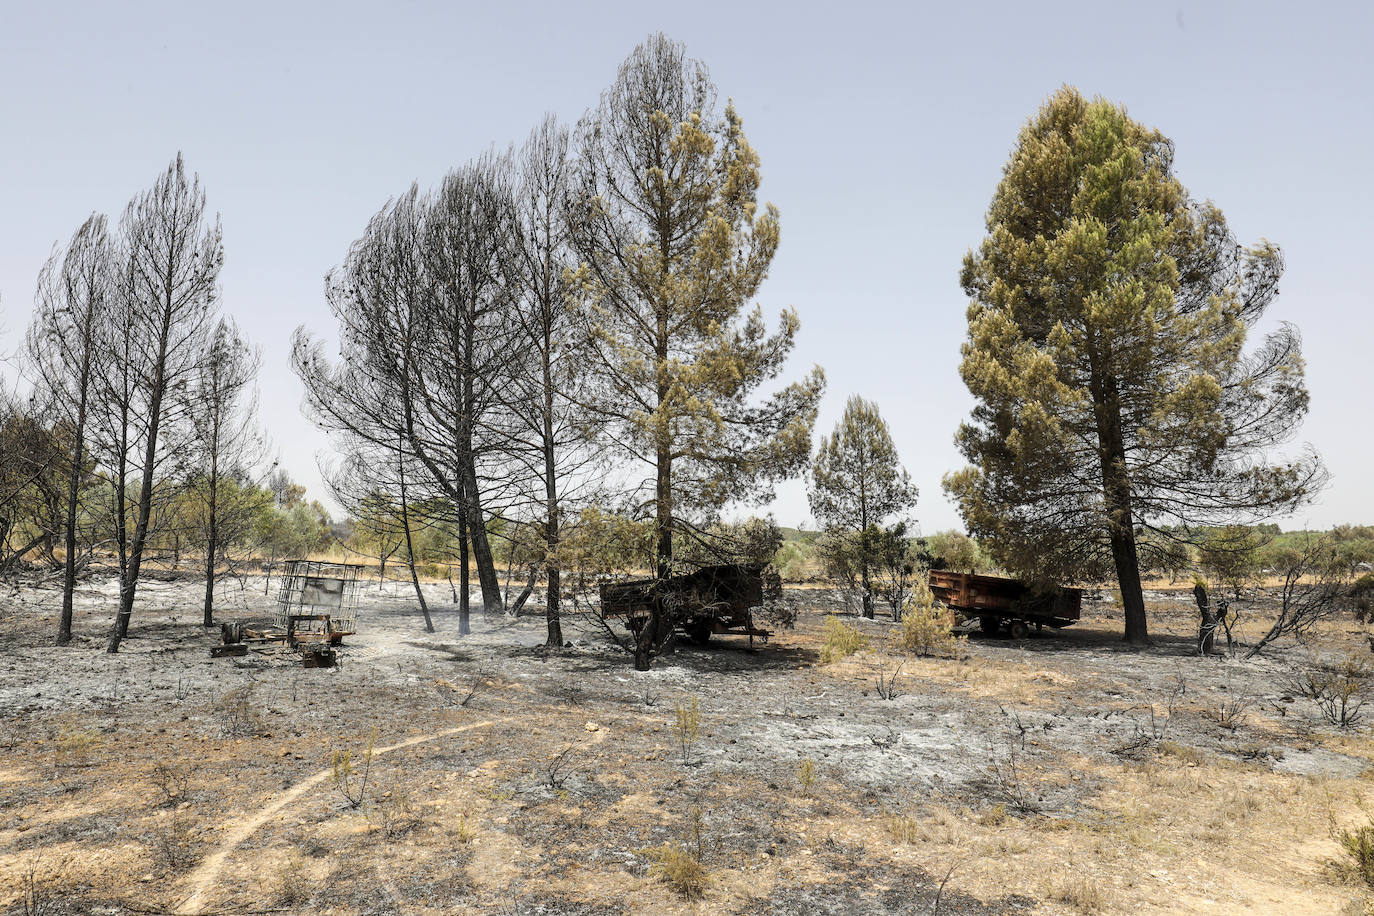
left=568, top=35, right=824, bottom=669
left=808, top=395, right=917, bottom=618
left=945, top=87, right=1323, bottom=644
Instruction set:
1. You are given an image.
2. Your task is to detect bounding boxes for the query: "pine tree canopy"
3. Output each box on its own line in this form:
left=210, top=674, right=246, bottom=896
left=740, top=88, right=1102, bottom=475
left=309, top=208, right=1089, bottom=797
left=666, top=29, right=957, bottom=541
left=944, top=86, right=1324, bottom=642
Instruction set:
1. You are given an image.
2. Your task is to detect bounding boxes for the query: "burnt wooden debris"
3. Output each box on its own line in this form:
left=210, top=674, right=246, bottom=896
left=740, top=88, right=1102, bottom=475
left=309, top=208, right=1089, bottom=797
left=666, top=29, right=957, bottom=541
left=928, top=569, right=1081, bottom=639
left=599, top=563, right=771, bottom=645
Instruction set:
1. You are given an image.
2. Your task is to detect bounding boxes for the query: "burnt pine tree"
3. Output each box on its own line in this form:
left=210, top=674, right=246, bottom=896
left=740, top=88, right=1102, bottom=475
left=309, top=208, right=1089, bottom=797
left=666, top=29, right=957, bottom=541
left=505, top=114, right=605, bottom=649
left=27, top=214, right=113, bottom=645
left=107, top=155, right=221, bottom=653
left=185, top=317, right=261, bottom=627
left=294, top=189, right=449, bottom=629
left=945, top=87, right=1323, bottom=645
left=808, top=395, right=918, bottom=619
left=416, top=156, right=520, bottom=621
left=294, top=161, right=523, bottom=634
left=568, top=34, right=824, bottom=669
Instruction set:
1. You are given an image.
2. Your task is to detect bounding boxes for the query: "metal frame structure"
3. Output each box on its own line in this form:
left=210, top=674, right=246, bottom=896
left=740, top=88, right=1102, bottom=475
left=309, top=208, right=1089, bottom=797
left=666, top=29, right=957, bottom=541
left=273, top=559, right=366, bottom=642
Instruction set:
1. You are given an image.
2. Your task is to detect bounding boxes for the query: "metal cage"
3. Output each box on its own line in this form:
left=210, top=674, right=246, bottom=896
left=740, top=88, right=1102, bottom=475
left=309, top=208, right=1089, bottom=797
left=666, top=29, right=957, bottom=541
left=273, top=560, right=366, bottom=640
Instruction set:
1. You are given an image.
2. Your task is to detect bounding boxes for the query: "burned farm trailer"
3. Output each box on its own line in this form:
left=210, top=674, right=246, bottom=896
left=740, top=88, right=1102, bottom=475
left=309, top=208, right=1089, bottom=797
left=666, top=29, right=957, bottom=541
left=599, top=563, right=771, bottom=645
left=928, top=570, right=1080, bottom=639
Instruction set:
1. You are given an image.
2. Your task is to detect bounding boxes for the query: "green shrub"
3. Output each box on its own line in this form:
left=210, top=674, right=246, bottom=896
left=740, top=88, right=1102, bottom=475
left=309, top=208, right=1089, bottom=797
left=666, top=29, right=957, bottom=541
left=896, top=581, right=959, bottom=657
left=673, top=696, right=701, bottom=766
left=644, top=843, right=709, bottom=898
left=1340, top=825, right=1374, bottom=887
left=797, top=757, right=816, bottom=796
left=1352, top=573, right=1374, bottom=623
left=820, top=617, right=868, bottom=663
left=774, top=541, right=811, bottom=582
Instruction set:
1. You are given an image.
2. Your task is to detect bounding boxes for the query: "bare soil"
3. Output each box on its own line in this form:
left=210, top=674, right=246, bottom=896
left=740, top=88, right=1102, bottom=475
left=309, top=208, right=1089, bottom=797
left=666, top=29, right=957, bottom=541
left=2, top=574, right=1373, bottom=914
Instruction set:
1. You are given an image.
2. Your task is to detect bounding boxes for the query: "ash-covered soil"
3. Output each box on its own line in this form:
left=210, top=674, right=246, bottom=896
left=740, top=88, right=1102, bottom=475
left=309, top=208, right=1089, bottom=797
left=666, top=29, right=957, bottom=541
left=1, top=574, right=1372, bottom=915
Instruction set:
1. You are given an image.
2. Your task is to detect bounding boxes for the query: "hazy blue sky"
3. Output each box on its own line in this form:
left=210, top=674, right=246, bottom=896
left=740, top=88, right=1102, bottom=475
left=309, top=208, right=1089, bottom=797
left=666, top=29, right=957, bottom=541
left=2, top=0, right=1370, bottom=533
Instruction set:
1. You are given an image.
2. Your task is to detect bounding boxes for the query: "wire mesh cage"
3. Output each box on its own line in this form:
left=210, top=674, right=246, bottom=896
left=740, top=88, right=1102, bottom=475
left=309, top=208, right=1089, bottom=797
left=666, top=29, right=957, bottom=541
left=273, top=560, right=366, bottom=640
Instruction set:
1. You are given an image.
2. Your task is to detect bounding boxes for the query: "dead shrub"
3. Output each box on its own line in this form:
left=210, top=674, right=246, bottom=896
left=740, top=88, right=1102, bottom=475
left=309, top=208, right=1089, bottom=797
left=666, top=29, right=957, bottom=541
left=977, top=802, right=1009, bottom=827
left=1205, top=689, right=1255, bottom=732
left=1157, top=740, right=1206, bottom=765
left=797, top=757, right=817, bottom=796
left=214, top=685, right=264, bottom=738
left=373, top=791, right=423, bottom=838
left=873, top=659, right=904, bottom=700
left=51, top=719, right=102, bottom=791
left=1290, top=655, right=1368, bottom=728
left=820, top=617, right=868, bottom=663
left=275, top=854, right=313, bottom=907
left=151, top=761, right=192, bottom=807
left=546, top=746, right=578, bottom=790
left=644, top=843, right=710, bottom=898
left=457, top=813, right=478, bottom=842
left=15, top=854, right=66, bottom=916
left=148, top=810, right=199, bottom=872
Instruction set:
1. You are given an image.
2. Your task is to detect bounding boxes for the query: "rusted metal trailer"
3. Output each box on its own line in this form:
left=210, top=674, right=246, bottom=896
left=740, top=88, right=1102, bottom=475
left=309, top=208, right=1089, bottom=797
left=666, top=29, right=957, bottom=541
left=928, top=570, right=1081, bottom=639
left=598, top=563, right=771, bottom=645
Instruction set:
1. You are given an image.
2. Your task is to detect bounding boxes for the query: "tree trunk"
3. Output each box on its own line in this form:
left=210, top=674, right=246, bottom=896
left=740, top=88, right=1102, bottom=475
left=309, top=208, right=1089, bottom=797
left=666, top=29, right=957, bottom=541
left=1109, top=515, right=1148, bottom=645
left=202, top=445, right=219, bottom=627
left=509, top=566, right=536, bottom=616
left=460, top=460, right=503, bottom=616
left=110, top=296, right=177, bottom=652
left=638, top=442, right=674, bottom=672
left=1099, top=438, right=1148, bottom=645
left=398, top=449, right=434, bottom=633
left=57, top=408, right=88, bottom=646
left=1091, top=354, right=1149, bottom=646
left=109, top=360, right=167, bottom=652
left=458, top=509, right=471, bottom=636
left=544, top=563, right=562, bottom=648
left=543, top=473, right=562, bottom=648
left=860, top=549, right=874, bottom=619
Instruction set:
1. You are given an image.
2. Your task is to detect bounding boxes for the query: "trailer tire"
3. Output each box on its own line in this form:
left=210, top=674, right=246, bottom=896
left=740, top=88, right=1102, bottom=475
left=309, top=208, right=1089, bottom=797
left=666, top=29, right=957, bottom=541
left=687, top=620, right=712, bottom=645
left=1008, top=619, right=1030, bottom=640
left=979, top=615, right=1002, bottom=636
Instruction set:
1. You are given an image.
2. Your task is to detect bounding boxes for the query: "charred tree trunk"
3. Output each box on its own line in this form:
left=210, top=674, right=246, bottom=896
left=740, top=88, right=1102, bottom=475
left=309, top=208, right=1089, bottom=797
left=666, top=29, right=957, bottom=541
left=460, top=441, right=502, bottom=616
left=57, top=411, right=88, bottom=646
left=109, top=351, right=168, bottom=651
left=458, top=508, right=471, bottom=636
left=398, top=445, right=434, bottom=633
left=202, top=444, right=218, bottom=627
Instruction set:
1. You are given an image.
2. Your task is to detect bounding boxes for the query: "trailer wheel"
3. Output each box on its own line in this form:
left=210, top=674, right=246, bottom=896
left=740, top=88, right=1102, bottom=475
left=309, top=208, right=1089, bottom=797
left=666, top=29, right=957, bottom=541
left=1008, top=619, right=1030, bottom=640
left=627, top=616, right=645, bottom=636
left=979, top=615, right=1002, bottom=636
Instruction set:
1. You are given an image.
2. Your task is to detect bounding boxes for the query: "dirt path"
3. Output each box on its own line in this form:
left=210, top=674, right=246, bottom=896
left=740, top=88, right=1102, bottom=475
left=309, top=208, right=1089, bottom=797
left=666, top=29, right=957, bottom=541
left=174, top=718, right=501, bottom=915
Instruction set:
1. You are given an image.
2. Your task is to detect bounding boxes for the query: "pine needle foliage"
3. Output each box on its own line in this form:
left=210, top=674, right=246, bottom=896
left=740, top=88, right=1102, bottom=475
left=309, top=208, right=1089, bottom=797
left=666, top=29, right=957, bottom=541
left=946, top=86, right=1324, bottom=643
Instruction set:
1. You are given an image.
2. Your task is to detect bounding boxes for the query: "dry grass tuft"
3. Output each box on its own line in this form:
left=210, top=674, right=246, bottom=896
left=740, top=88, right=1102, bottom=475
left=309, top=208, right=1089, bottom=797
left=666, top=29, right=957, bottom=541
left=1050, top=875, right=1109, bottom=912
